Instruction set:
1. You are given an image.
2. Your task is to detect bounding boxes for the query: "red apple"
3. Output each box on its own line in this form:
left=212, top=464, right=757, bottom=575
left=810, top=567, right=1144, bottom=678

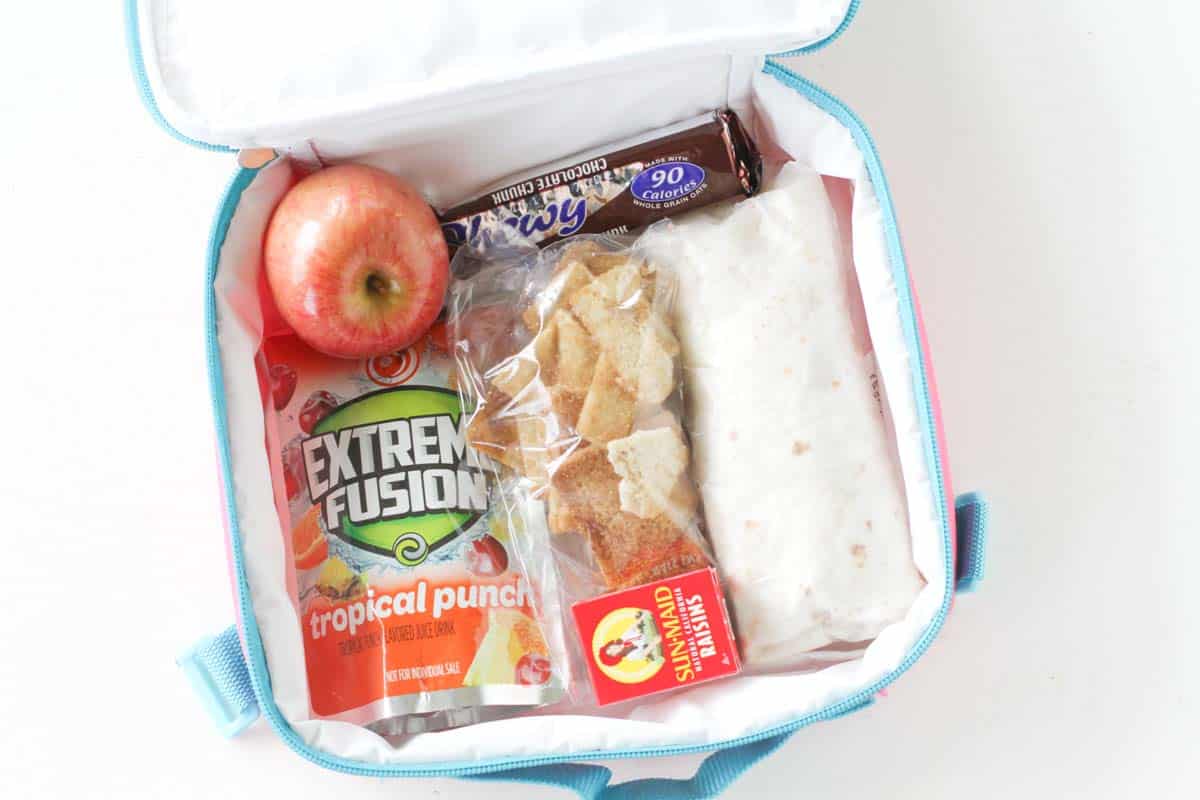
left=264, top=165, right=449, bottom=359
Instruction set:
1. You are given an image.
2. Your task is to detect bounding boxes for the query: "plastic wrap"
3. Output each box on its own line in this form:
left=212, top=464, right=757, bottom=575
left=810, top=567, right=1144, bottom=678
left=637, top=162, right=925, bottom=670
left=450, top=235, right=722, bottom=700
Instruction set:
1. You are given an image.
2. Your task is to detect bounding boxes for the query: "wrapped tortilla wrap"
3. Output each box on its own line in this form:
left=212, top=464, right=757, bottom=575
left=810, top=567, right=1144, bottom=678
left=639, top=162, right=924, bottom=669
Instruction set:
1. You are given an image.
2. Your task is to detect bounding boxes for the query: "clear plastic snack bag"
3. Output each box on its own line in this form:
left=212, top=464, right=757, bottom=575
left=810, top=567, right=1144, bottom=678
left=450, top=234, right=738, bottom=704
left=452, top=234, right=712, bottom=589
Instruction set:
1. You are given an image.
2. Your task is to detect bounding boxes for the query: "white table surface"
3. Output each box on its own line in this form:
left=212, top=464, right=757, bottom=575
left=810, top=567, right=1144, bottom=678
left=2, top=1, right=1197, bottom=797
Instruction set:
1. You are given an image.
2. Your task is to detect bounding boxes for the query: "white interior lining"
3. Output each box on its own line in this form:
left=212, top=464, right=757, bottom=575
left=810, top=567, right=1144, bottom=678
left=212, top=66, right=946, bottom=766
left=336, top=54, right=752, bottom=210
left=138, top=0, right=851, bottom=151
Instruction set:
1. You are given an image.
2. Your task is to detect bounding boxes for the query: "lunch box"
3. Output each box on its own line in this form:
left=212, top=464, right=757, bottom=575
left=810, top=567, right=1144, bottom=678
left=128, top=1, right=991, bottom=796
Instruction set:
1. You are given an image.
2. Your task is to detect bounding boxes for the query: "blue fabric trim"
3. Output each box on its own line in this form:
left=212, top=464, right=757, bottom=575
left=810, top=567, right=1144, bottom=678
left=954, top=493, right=989, bottom=592
left=473, top=733, right=792, bottom=800
left=774, top=0, right=861, bottom=56
left=123, top=0, right=233, bottom=152
left=471, top=699, right=872, bottom=798
left=178, top=626, right=259, bottom=737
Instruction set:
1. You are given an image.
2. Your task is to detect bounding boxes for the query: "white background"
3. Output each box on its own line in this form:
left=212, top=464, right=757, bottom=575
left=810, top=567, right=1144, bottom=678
left=1, top=1, right=1197, bottom=797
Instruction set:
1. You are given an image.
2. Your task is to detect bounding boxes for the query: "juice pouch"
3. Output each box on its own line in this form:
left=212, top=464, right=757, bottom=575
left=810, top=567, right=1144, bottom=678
left=261, top=325, right=565, bottom=733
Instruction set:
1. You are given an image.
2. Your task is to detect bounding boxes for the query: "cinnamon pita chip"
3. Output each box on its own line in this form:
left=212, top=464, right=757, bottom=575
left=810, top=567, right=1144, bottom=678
left=607, top=427, right=689, bottom=519
left=584, top=251, right=633, bottom=275
left=487, top=354, right=539, bottom=399
left=556, top=240, right=632, bottom=276
left=546, top=488, right=578, bottom=535
left=568, top=292, right=644, bottom=387
left=593, top=523, right=709, bottom=589
left=550, top=445, right=620, bottom=509
left=644, top=310, right=680, bottom=357
left=465, top=388, right=524, bottom=469
left=548, top=385, right=586, bottom=429
left=552, top=310, right=596, bottom=392
left=555, top=240, right=607, bottom=272
left=548, top=435, right=707, bottom=589
left=594, top=261, right=649, bottom=308
left=577, top=353, right=635, bottom=444
left=635, top=320, right=677, bottom=405
left=525, top=259, right=593, bottom=332
left=517, top=416, right=551, bottom=487
left=531, top=314, right=560, bottom=386
left=564, top=277, right=615, bottom=335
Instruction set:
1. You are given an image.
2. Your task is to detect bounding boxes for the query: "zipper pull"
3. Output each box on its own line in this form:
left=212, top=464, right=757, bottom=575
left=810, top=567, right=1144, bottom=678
left=237, top=148, right=276, bottom=168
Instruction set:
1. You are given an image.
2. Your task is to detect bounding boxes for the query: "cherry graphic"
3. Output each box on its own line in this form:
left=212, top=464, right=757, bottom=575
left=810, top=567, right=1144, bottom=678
left=282, top=441, right=306, bottom=501
left=269, top=363, right=297, bottom=410
left=464, top=535, right=509, bottom=577
left=299, top=390, right=339, bottom=433
left=515, top=653, right=551, bottom=685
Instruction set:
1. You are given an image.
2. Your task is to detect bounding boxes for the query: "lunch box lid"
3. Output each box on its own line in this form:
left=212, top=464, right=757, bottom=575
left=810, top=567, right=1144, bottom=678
left=125, top=0, right=857, bottom=153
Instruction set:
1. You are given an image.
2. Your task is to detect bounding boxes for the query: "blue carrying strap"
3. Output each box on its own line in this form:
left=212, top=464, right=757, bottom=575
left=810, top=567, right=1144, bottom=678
left=601, top=738, right=787, bottom=800
left=954, top=492, right=990, bottom=592
left=469, top=699, right=873, bottom=799
left=468, top=732, right=795, bottom=800
left=177, top=626, right=260, bottom=737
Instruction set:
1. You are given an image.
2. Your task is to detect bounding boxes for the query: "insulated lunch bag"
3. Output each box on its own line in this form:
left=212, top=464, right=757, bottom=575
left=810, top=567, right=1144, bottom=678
left=127, top=0, right=991, bottom=796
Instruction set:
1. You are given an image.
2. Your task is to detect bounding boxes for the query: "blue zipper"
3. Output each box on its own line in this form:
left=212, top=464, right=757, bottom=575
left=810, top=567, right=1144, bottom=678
left=204, top=57, right=955, bottom=777
left=773, top=0, right=861, bottom=57
left=123, top=0, right=234, bottom=153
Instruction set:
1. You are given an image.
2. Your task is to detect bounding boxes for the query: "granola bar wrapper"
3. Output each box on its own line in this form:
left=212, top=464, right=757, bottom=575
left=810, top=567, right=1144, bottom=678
left=439, top=109, right=761, bottom=253
left=260, top=320, right=567, bottom=734
left=449, top=233, right=731, bottom=703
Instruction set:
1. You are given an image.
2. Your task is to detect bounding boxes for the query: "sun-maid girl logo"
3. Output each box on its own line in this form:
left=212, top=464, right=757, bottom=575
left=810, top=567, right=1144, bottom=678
left=591, top=607, right=665, bottom=685
left=299, top=387, right=488, bottom=566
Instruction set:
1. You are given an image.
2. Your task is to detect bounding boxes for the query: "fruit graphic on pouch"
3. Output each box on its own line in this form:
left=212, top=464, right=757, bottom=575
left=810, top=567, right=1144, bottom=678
left=281, top=438, right=307, bottom=502
left=306, top=593, right=334, bottom=616
left=463, top=609, right=550, bottom=687
left=464, top=535, right=508, bottom=577
left=515, top=653, right=552, bottom=686
left=292, top=505, right=329, bottom=570
left=314, top=557, right=367, bottom=602
left=299, top=390, right=339, bottom=434
left=269, top=363, right=297, bottom=410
